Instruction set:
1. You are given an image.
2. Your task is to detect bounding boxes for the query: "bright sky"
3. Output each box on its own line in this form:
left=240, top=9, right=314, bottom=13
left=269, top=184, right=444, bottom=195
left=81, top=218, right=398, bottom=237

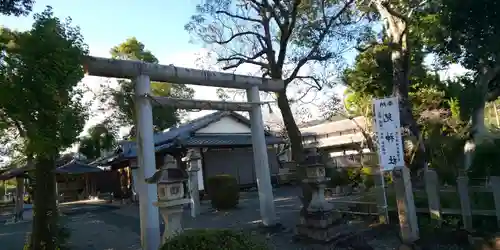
left=1, top=0, right=339, bottom=136
left=0, top=0, right=468, bottom=139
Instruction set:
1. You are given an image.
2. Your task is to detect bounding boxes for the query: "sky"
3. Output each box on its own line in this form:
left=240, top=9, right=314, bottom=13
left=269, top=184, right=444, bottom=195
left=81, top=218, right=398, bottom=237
left=0, top=0, right=350, bottom=137
left=2, top=0, right=243, bottom=134
left=1, top=0, right=200, bottom=60
left=1, top=0, right=468, bottom=140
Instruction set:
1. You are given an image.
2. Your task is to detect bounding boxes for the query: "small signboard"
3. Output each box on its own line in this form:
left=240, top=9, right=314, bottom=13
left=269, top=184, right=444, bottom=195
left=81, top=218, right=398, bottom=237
left=373, top=97, right=404, bottom=171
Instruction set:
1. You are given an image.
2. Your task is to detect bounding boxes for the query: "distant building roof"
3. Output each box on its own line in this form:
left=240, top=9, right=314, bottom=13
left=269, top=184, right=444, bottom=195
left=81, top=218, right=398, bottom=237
left=56, top=159, right=104, bottom=174
left=92, top=111, right=284, bottom=166
left=0, top=159, right=103, bottom=180
left=298, top=115, right=346, bottom=128
left=300, top=116, right=366, bottom=136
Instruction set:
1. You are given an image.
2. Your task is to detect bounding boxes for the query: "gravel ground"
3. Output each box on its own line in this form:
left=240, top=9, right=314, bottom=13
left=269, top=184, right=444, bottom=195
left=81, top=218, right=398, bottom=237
left=0, top=186, right=472, bottom=250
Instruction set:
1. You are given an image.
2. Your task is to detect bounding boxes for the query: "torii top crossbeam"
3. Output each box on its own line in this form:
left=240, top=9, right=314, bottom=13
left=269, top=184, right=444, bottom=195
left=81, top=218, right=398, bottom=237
left=84, top=56, right=284, bottom=92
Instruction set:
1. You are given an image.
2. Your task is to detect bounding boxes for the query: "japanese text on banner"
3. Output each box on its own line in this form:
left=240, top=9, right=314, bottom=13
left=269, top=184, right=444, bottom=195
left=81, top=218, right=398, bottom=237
left=372, top=97, right=404, bottom=170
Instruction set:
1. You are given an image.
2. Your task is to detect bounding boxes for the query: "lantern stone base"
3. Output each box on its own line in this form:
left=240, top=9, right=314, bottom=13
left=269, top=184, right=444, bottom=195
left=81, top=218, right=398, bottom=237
left=296, top=210, right=356, bottom=242
left=154, top=199, right=190, bottom=242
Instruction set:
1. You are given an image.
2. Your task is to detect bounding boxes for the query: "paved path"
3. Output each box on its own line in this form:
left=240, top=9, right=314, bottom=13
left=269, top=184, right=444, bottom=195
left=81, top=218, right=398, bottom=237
left=0, top=187, right=401, bottom=250
left=0, top=187, right=301, bottom=250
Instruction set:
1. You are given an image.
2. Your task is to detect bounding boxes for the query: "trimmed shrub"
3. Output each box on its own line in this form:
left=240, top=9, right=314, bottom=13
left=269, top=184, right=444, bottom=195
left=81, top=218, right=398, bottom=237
left=207, top=174, right=239, bottom=210
left=328, top=168, right=350, bottom=187
left=160, top=229, right=268, bottom=250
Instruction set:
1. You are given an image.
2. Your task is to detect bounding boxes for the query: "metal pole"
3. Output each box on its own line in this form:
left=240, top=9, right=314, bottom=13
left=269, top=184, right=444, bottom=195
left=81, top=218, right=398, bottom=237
left=246, top=86, right=277, bottom=226
left=134, top=74, right=161, bottom=249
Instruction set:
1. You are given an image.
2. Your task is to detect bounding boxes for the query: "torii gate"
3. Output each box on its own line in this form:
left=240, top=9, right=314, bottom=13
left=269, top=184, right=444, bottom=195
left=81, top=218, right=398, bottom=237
left=84, top=56, right=283, bottom=250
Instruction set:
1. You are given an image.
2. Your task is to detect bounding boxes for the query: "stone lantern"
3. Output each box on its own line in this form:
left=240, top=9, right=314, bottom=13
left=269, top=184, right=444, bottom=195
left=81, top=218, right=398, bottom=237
left=304, top=162, right=331, bottom=212
left=146, top=167, right=190, bottom=242
left=296, top=152, right=345, bottom=242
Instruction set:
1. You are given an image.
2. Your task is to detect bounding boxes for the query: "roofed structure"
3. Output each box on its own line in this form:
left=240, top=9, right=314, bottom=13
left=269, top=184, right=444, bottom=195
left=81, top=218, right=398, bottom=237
left=0, top=159, right=103, bottom=180
left=93, top=111, right=284, bottom=167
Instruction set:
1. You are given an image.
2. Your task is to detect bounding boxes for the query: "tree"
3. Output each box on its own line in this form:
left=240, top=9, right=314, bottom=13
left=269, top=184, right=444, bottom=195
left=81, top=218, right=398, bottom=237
left=353, top=0, right=433, bottom=172
left=0, top=0, right=33, bottom=16
left=0, top=7, right=88, bottom=249
left=186, top=0, right=365, bottom=163
left=334, top=20, right=473, bottom=179
left=423, top=0, right=500, bottom=171
left=78, top=120, right=117, bottom=161
left=106, top=37, right=194, bottom=134
left=185, top=0, right=367, bottom=211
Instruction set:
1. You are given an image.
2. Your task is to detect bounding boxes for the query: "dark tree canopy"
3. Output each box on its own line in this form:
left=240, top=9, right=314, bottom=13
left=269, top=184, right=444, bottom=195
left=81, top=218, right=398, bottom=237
left=78, top=120, right=117, bottom=161
left=0, top=0, right=34, bottom=16
left=0, top=6, right=88, bottom=249
left=0, top=6, right=88, bottom=155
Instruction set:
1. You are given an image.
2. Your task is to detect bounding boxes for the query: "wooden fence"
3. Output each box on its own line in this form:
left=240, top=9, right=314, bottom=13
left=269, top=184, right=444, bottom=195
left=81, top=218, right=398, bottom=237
left=330, top=169, right=500, bottom=231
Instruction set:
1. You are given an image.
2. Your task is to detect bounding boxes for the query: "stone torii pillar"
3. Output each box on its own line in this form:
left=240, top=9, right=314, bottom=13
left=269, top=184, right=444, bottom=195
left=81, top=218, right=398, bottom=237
left=84, top=56, right=284, bottom=249
left=247, top=86, right=275, bottom=225
left=134, top=74, right=161, bottom=249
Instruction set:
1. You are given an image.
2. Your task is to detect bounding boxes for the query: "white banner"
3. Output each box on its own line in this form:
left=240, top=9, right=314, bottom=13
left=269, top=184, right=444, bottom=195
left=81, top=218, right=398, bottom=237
left=373, top=97, right=404, bottom=171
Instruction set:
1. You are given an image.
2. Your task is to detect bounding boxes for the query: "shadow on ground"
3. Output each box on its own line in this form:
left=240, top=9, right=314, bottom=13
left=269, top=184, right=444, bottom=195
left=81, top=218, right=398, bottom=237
left=0, top=186, right=326, bottom=250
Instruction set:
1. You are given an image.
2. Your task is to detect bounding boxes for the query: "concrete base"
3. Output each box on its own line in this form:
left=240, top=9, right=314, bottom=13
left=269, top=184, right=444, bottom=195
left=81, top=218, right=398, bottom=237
left=298, top=210, right=341, bottom=228
left=296, top=210, right=359, bottom=242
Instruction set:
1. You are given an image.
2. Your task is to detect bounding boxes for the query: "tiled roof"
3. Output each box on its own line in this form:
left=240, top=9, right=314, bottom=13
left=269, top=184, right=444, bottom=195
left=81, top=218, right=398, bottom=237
left=300, top=116, right=366, bottom=136
left=0, top=159, right=103, bottom=180
left=96, top=111, right=284, bottom=161
left=0, top=165, right=31, bottom=180
left=56, top=160, right=103, bottom=174
left=184, top=134, right=283, bottom=147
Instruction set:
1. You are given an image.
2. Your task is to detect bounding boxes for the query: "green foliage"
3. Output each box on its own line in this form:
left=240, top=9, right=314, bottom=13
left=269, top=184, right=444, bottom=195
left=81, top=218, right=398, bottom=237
left=423, top=0, right=500, bottom=118
left=469, top=137, right=500, bottom=179
left=327, top=167, right=377, bottom=190
left=106, top=37, right=194, bottom=133
left=342, top=88, right=372, bottom=117
left=110, top=37, right=159, bottom=63
left=78, top=119, right=117, bottom=161
left=426, top=135, right=465, bottom=185
left=160, top=229, right=268, bottom=250
left=343, top=44, right=393, bottom=99
left=427, top=0, right=500, bottom=72
left=0, top=6, right=88, bottom=156
left=340, top=9, right=475, bottom=175
left=0, top=6, right=88, bottom=249
left=207, top=175, right=239, bottom=210
left=0, top=0, right=33, bottom=16
left=327, top=168, right=350, bottom=187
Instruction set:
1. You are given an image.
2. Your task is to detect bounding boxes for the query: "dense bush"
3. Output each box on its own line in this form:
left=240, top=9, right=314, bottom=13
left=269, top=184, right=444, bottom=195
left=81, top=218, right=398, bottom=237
left=160, top=229, right=268, bottom=250
left=470, top=137, right=500, bottom=182
left=327, top=168, right=349, bottom=187
left=207, top=174, right=239, bottom=210
left=327, top=167, right=381, bottom=190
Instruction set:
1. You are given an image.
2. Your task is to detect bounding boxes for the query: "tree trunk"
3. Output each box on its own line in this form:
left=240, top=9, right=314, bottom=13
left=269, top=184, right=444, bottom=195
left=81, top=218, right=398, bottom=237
left=375, top=1, right=427, bottom=173
left=464, top=71, right=490, bottom=171
left=276, top=91, right=312, bottom=212
left=391, top=46, right=427, bottom=172
left=276, top=91, right=303, bottom=163
left=30, top=155, right=58, bottom=250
